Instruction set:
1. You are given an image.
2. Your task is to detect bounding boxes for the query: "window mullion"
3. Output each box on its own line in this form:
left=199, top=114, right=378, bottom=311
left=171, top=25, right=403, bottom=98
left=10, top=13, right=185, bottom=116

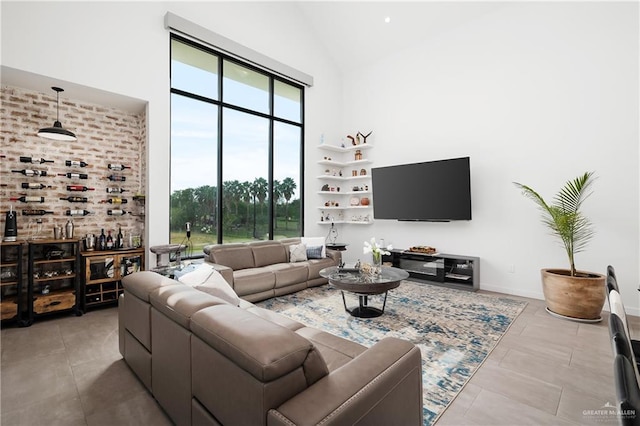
left=217, top=54, right=224, bottom=244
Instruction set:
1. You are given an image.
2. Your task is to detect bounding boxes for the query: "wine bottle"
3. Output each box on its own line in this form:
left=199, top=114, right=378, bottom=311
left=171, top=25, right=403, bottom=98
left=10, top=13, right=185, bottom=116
left=20, top=156, right=54, bottom=164
left=65, top=160, right=88, bottom=167
left=12, top=169, right=48, bottom=177
left=108, top=164, right=130, bottom=171
left=101, top=198, right=127, bottom=204
left=65, top=209, right=92, bottom=216
left=21, top=183, right=52, bottom=189
left=9, top=196, right=44, bottom=203
left=106, top=175, right=126, bottom=182
left=107, top=209, right=127, bottom=216
left=106, top=187, right=128, bottom=194
left=60, top=196, right=88, bottom=203
left=58, top=173, right=88, bottom=179
left=22, top=209, right=54, bottom=216
left=117, top=227, right=124, bottom=249
left=106, top=231, right=114, bottom=249
left=67, top=185, right=95, bottom=192
left=98, top=229, right=107, bottom=251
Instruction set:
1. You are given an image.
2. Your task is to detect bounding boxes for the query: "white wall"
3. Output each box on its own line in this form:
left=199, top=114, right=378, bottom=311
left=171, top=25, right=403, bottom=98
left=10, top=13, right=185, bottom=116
left=1, top=1, right=343, bottom=265
left=334, top=2, right=640, bottom=314
left=3, top=1, right=638, bottom=314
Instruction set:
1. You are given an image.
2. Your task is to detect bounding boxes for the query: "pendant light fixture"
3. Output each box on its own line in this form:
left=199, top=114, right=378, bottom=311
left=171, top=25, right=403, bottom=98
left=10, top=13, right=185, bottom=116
left=37, top=86, right=77, bottom=141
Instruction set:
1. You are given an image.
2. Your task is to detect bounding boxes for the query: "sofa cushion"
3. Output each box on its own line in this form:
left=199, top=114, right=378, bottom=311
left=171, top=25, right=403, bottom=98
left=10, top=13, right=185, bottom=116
left=306, top=245, right=323, bottom=259
left=150, top=284, right=229, bottom=329
left=210, top=244, right=255, bottom=270
left=178, top=263, right=240, bottom=306
left=191, top=305, right=328, bottom=384
left=122, top=270, right=178, bottom=302
left=245, top=306, right=305, bottom=331
left=233, top=267, right=275, bottom=296
left=305, top=257, right=338, bottom=280
left=266, top=263, right=309, bottom=288
left=289, top=243, right=307, bottom=263
left=301, top=237, right=326, bottom=258
left=252, top=242, right=288, bottom=267
left=295, top=327, right=367, bottom=372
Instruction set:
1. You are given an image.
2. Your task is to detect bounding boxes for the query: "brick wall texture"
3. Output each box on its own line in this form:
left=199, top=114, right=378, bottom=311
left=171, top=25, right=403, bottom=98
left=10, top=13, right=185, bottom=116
left=1, top=85, right=146, bottom=245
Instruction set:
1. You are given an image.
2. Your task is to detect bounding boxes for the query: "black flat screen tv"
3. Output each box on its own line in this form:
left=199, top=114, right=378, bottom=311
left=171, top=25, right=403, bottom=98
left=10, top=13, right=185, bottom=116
left=371, top=156, right=472, bottom=221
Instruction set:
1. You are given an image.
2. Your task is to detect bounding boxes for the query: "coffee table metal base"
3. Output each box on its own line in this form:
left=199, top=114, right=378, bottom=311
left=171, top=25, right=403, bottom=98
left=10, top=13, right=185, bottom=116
left=341, top=291, right=389, bottom=318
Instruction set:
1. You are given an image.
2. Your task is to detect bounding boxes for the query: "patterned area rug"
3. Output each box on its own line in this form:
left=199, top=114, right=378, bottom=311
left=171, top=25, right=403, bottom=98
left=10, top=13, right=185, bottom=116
left=258, top=280, right=527, bottom=425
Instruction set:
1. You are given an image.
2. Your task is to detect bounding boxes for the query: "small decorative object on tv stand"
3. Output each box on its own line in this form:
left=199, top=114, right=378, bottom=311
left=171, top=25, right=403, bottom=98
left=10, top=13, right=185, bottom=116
left=387, top=249, right=479, bottom=291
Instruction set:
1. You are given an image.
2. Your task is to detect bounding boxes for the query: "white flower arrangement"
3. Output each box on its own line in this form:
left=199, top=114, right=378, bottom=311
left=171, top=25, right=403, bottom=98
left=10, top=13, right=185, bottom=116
left=363, top=237, right=392, bottom=262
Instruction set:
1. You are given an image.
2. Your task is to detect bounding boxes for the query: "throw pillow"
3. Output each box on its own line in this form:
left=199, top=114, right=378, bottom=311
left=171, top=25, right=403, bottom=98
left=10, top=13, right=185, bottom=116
left=289, top=243, right=307, bottom=262
left=178, top=263, right=240, bottom=306
left=306, top=245, right=324, bottom=259
left=301, top=237, right=326, bottom=258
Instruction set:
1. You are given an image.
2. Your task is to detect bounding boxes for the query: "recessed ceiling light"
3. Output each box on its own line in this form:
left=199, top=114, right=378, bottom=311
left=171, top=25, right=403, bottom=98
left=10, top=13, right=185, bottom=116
left=384, top=16, right=391, bottom=24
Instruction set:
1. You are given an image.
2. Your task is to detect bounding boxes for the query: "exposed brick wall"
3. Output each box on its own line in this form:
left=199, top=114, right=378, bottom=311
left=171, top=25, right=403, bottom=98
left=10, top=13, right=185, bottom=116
left=0, top=85, right=146, bottom=245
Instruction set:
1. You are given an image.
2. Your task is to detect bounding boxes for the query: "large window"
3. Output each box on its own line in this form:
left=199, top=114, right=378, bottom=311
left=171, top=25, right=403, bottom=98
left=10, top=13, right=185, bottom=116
left=170, top=35, right=304, bottom=251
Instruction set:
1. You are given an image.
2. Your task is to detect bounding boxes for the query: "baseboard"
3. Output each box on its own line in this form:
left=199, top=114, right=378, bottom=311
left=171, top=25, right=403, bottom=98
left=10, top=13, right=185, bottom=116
left=480, top=283, right=640, bottom=318
left=478, top=283, right=544, bottom=301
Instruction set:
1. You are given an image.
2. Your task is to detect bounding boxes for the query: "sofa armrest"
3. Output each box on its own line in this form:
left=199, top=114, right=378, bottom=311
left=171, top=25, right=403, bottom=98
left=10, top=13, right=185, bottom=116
left=326, top=249, right=342, bottom=265
left=267, top=337, right=423, bottom=426
left=204, top=261, right=234, bottom=286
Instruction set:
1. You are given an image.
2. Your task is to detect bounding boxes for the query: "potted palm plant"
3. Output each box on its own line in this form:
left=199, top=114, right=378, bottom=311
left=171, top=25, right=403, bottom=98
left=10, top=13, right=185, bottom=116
left=514, top=171, right=605, bottom=322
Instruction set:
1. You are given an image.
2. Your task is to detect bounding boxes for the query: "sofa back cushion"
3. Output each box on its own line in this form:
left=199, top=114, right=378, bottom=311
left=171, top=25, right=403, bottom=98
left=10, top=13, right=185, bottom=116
left=208, top=244, right=255, bottom=270
left=191, top=305, right=328, bottom=384
left=251, top=241, right=288, bottom=267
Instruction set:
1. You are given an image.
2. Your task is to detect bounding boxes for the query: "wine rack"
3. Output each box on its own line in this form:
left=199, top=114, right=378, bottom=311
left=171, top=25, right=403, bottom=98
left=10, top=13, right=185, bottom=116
left=27, top=239, right=81, bottom=325
left=81, top=247, right=144, bottom=309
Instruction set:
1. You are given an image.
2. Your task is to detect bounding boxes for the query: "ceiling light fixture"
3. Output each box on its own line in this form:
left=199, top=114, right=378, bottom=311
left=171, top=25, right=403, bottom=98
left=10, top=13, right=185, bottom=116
left=384, top=16, right=391, bottom=24
left=37, top=86, right=77, bottom=141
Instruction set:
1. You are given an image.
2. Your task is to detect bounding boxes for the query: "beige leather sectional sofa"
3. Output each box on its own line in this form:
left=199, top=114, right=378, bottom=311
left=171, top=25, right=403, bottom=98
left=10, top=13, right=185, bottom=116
left=119, top=271, right=423, bottom=425
left=203, top=238, right=341, bottom=302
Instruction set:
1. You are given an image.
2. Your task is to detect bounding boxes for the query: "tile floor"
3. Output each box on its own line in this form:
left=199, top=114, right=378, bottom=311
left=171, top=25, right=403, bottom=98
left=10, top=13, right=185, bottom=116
left=0, top=293, right=636, bottom=425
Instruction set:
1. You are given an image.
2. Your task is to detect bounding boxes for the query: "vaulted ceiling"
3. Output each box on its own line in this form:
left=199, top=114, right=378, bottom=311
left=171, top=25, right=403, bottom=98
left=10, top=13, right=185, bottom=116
left=294, top=1, right=509, bottom=73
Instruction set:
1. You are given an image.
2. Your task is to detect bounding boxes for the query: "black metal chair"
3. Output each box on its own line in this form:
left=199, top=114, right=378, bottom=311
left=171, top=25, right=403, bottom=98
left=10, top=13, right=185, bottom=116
left=613, top=353, right=640, bottom=426
left=607, top=265, right=640, bottom=425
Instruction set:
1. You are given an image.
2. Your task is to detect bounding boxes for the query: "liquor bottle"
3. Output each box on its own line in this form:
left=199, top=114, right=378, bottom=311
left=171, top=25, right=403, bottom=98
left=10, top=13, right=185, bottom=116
left=65, top=209, right=92, bottom=216
left=21, top=183, right=52, bottom=189
left=59, top=196, right=88, bottom=203
left=20, top=156, right=54, bottom=164
left=98, top=229, right=106, bottom=251
left=12, top=169, right=48, bottom=177
left=67, top=185, right=95, bottom=192
left=106, top=187, right=128, bottom=194
left=58, top=173, right=88, bottom=179
left=108, top=164, right=130, bottom=171
left=22, top=209, right=54, bottom=216
left=9, top=196, right=44, bottom=203
left=117, top=227, right=124, bottom=249
left=106, top=175, right=126, bottom=182
left=107, top=209, right=127, bottom=216
left=65, top=160, right=88, bottom=167
left=106, top=231, right=114, bottom=249
left=101, top=197, right=127, bottom=204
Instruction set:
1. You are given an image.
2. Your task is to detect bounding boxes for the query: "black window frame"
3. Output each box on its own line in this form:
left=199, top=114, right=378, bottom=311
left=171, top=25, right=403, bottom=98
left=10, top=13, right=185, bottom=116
left=169, top=33, right=305, bottom=246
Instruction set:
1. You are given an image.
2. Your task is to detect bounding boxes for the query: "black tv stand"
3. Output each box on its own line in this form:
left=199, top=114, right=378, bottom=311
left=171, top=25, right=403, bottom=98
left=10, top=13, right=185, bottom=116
left=386, top=249, right=479, bottom=291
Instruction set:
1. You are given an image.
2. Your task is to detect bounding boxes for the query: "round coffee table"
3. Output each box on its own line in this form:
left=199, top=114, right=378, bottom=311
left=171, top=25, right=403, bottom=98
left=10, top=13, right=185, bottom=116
left=319, top=266, right=409, bottom=318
